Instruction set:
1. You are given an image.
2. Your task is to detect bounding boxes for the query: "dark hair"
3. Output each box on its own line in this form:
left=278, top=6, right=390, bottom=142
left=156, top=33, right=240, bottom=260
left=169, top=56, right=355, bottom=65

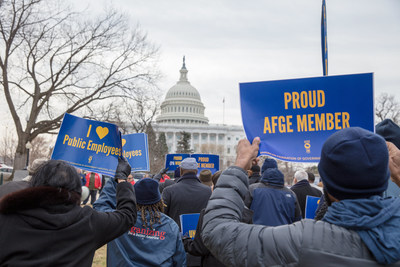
left=307, top=172, right=315, bottom=182
left=137, top=199, right=165, bottom=228
left=211, top=170, right=222, bottom=186
left=30, top=160, right=82, bottom=195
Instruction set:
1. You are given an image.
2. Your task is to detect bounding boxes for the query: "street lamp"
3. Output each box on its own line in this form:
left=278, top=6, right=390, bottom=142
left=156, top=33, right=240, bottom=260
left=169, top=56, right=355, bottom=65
left=25, top=141, right=32, bottom=169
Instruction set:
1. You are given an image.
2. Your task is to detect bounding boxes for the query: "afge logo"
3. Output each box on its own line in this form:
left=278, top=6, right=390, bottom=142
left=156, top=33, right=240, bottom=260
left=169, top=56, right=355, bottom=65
left=304, top=140, right=311, bottom=154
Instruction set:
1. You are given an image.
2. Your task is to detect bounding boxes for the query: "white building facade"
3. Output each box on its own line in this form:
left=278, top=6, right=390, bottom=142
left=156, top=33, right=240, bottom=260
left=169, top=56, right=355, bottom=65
left=153, top=58, right=245, bottom=169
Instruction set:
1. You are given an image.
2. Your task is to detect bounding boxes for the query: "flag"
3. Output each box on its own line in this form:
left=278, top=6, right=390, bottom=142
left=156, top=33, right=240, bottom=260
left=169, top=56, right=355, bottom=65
left=222, top=97, right=225, bottom=103
left=321, top=0, right=328, bottom=76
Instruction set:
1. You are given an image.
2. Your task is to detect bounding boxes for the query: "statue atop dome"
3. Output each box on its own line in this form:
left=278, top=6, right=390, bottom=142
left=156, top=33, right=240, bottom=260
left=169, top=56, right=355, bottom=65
left=156, top=57, right=209, bottom=125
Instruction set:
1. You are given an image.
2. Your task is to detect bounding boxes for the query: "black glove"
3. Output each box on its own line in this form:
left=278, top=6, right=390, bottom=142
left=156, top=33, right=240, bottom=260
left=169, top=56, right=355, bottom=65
left=114, top=156, right=131, bottom=182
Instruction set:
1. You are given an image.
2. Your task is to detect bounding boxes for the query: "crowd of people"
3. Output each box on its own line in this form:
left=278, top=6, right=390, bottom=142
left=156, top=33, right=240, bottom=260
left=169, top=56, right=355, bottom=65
left=1, top=119, right=400, bottom=266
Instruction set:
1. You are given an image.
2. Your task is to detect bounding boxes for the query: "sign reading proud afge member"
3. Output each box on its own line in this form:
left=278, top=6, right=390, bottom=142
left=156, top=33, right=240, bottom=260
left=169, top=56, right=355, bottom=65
left=240, top=73, right=374, bottom=162
left=52, top=113, right=122, bottom=176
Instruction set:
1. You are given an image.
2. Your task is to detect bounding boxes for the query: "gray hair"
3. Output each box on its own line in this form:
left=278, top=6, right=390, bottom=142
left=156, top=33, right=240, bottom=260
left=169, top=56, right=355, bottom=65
left=294, top=170, right=308, bottom=181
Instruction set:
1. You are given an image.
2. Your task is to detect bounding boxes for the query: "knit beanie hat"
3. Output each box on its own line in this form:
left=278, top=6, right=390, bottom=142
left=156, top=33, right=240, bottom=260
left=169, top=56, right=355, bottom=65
left=318, top=127, right=390, bottom=200
left=134, top=178, right=161, bottom=205
left=376, top=119, right=400, bottom=149
left=199, top=169, right=213, bottom=187
left=260, top=168, right=284, bottom=186
left=180, top=158, right=198, bottom=170
left=261, top=158, right=278, bottom=174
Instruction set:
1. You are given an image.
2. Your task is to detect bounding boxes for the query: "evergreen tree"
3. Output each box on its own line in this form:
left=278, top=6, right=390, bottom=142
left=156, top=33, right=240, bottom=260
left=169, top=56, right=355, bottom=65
left=155, top=132, right=169, bottom=172
left=176, top=131, right=193, bottom=153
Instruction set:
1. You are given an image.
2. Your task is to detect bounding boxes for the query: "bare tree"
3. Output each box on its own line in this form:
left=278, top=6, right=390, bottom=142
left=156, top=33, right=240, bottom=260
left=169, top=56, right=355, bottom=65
left=87, top=88, right=160, bottom=134
left=375, top=93, right=400, bottom=124
left=29, top=135, right=51, bottom=165
left=0, top=127, right=17, bottom=166
left=0, top=0, right=159, bottom=173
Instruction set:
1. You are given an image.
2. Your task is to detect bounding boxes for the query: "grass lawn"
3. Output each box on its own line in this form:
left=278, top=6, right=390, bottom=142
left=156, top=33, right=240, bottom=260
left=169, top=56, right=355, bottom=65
left=92, top=245, right=107, bottom=267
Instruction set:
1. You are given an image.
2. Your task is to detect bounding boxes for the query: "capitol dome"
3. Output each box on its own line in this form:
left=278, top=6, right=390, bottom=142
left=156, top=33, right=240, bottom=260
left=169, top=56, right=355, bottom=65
left=156, top=57, right=209, bottom=125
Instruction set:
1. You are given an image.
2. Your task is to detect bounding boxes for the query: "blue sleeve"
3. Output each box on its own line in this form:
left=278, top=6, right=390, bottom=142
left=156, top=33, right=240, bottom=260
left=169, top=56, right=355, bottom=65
left=173, top=228, right=187, bottom=267
left=93, top=179, right=118, bottom=212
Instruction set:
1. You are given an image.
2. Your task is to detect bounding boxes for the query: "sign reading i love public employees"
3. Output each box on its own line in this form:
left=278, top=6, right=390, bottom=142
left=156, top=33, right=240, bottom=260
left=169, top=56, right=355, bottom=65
left=52, top=113, right=122, bottom=176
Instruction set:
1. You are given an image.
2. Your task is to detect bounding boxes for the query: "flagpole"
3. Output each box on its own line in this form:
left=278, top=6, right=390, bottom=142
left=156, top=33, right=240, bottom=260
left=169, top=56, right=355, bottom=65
left=222, top=97, right=225, bottom=125
left=321, top=0, right=328, bottom=76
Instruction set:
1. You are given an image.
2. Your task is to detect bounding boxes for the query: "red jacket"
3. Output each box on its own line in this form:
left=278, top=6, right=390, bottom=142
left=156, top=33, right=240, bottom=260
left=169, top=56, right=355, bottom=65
left=85, top=172, right=102, bottom=190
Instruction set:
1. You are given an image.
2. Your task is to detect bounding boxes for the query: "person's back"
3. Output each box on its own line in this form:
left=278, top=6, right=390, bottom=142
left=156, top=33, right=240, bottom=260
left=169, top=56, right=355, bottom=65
left=246, top=168, right=301, bottom=226
left=202, top=128, right=400, bottom=266
left=162, top=158, right=211, bottom=266
left=291, top=170, right=322, bottom=218
left=162, top=158, right=211, bottom=228
left=94, top=178, right=186, bottom=267
left=0, top=158, right=136, bottom=267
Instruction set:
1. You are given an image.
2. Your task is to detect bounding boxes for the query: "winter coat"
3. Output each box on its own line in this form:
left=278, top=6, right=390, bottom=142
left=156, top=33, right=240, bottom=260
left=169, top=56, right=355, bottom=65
left=162, top=172, right=212, bottom=229
left=201, top=166, right=400, bottom=266
left=162, top=172, right=212, bottom=266
left=290, top=179, right=322, bottom=218
left=0, top=182, right=136, bottom=267
left=184, top=207, right=253, bottom=267
left=0, top=180, right=30, bottom=200
left=94, top=179, right=186, bottom=267
left=85, top=172, right=102, bottom=190
left=323, top=196, right=400, bottom=265
left=245, top=181, right=302, bottom=226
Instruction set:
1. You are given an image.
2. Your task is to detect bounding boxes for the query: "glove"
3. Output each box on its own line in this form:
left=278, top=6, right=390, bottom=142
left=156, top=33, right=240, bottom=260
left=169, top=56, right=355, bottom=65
left=114, top=156, right=131, bottom=182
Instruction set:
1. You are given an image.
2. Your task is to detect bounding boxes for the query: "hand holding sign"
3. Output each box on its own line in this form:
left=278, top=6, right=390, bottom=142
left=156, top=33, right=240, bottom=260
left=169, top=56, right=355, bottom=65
left=114, top=156, right=131, bottom=182
left=388, top=142, right=400, bottom=187
left=234, top=137, right=260, bottom=170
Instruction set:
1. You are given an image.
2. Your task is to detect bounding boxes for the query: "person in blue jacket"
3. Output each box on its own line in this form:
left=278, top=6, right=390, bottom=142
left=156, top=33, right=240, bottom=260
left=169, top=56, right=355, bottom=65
left=94, top=178, right=186, bottom=267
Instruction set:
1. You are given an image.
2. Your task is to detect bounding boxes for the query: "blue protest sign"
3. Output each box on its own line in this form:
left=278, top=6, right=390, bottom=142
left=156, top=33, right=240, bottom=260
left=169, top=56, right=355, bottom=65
left=51, top=113, right=121, bottom=176
left=165, top=154, right=190, bottom=171
left=191, top=154, right=220, bottom=174
left=240, top=73, right=374, bottom=162
left=305, top=196, right=321, bottom=219
left=122, top=133, right=150, bottom=172
left=180, top=213, right=200, bottom=239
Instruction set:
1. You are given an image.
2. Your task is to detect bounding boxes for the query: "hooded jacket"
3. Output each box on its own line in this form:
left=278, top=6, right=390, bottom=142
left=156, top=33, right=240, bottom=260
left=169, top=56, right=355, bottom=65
left=94, top=180, right=186, bottom=267
left=201, top=166, right=400, bottom=266
left=245, top=168, right=301, bottom=226
left=0, top=182, right=136, bottom=267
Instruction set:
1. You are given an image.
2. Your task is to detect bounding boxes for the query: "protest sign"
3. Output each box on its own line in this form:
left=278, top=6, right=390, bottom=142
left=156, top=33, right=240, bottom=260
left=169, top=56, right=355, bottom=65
left=240, top=73, right=374, bottom=162
left=180, top=213, right=200, bottom=239
left=52, top=113, right=121, bottom=176
left=305, top=196, right=321, bottom=219
left=122, top=133, right=150, bottom=172
left=165, top=154, right=219, bottom=173
left=191, top=154, right=220, bottom=174
left=165, top=154, right=190, bottom=171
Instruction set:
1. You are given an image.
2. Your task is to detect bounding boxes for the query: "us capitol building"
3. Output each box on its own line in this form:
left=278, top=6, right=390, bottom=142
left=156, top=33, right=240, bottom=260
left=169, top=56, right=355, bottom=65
left=153, top=58, right=245, bottom=168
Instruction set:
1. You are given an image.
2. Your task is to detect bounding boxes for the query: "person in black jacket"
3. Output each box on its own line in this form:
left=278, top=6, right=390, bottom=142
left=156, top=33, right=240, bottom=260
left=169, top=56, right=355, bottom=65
left=162, top=157, right=212, bottom=267
left=290, top=169, right=322, bottom=218
left=0, top=158, right=136, bottom=267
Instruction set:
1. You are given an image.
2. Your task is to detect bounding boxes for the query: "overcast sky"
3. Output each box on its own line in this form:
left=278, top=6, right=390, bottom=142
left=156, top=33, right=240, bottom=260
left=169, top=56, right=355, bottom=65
left=3, top=0, right=400, bottom=131
left=96, top=0, right=399, bottom=126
